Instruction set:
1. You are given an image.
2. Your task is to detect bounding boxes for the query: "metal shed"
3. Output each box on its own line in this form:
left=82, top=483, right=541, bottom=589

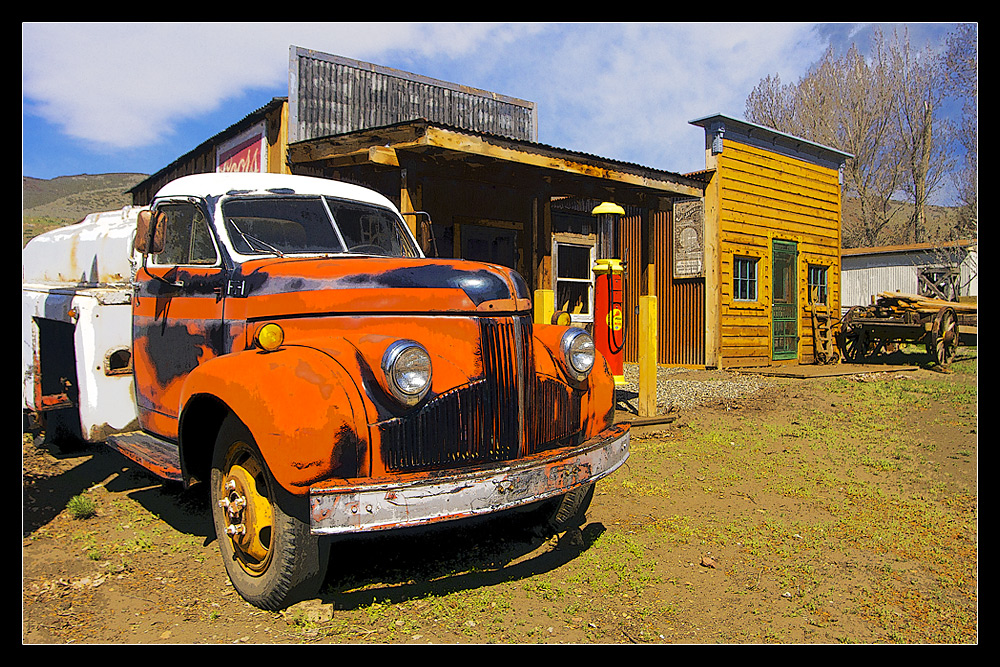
left=130, top=47, right=710, bottom=368
left=841, top=240, right=978, bottom=311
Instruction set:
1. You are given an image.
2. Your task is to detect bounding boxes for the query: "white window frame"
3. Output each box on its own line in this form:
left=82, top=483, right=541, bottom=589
left=552, top=234, right=596, bottom=324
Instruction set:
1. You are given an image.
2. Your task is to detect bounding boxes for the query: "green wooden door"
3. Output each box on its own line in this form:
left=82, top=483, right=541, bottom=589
left=771, top=240, right=798, bottom=360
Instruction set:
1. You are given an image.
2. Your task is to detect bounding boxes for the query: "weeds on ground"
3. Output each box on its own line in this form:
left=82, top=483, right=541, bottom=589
left=67, top=494, right=97, bottom=520
left=620, top=360, right=977, bottom=643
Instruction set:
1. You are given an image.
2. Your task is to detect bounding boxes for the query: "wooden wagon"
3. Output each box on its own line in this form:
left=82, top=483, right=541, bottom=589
left=837, top=292, right=977, bottom=366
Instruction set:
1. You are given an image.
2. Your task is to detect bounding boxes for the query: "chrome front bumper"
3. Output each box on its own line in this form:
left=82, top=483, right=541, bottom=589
left=308, top=422, right=630, bottom=535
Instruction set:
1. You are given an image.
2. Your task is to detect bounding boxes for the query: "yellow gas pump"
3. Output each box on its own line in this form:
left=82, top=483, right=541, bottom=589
left=591, top=203, right=626, bottom=386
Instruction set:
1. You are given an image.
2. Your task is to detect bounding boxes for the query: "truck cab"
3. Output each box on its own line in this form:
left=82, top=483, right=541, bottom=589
left=22, top=172, right=630, bottom=609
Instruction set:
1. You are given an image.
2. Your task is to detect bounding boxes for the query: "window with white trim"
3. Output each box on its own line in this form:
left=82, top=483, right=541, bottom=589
left=553, top=237, right=596, bottom=323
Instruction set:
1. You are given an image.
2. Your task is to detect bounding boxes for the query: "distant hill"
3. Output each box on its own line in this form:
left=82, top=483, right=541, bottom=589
left=841, top=197, right=965, bottom=248
left=22, top=173, right=147, bottom=245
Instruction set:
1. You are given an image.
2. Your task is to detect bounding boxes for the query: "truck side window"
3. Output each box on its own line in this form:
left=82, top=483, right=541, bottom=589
left=153, top=203, right=218, bottom=266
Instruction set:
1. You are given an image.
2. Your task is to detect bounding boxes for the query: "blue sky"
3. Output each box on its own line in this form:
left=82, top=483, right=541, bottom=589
left=22, top=22, right=967, bottom=185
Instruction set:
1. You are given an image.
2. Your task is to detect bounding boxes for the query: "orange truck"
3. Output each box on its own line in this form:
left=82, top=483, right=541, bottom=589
left=22, top=172, right=630, bottom=609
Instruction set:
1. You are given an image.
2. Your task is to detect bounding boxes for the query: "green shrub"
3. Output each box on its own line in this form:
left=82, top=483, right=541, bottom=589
left=67, top=495, right=97, bottom=520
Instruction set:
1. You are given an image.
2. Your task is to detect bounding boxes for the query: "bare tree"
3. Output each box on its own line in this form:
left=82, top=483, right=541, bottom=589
left=891, top=30, right=953, bottom=244
left=940, top=23, right=978, bottom=241
left=746, top=36, right=903, bottom=247
left=743, top=74, right=796, bottom=131
left=746, top=27, right=962, bottom=248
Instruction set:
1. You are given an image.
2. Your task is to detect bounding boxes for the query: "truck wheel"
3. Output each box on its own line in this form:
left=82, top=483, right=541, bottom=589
left=544, top=482, right=595, bottom=533
left=210, top=413, right=329, bottom=610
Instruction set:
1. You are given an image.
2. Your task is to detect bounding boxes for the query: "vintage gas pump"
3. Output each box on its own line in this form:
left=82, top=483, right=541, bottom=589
left=591, top=202, right=627, bottom=386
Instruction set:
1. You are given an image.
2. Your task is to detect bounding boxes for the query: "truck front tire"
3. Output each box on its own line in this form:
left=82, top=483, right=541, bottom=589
left=210, top=413, right=330, bottom=610
left=544, top=482, right=595, bottom=533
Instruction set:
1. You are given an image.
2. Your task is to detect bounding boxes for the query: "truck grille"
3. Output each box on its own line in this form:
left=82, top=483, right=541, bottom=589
left=378, top=316, right=584, bottom=473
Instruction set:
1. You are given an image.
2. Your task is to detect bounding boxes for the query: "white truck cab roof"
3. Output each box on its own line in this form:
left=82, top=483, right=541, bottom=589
left=154, top=173, right=399, bottom=211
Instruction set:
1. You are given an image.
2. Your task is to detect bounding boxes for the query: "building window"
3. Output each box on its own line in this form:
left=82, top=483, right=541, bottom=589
left=553, top=237, right=596, bottom=323
left=733, top=256, right=758, bottom=301
left=808, top=265, right=828, bottom=304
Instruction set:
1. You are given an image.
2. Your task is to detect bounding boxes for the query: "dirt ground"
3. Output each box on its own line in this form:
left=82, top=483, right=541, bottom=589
left=22, top=360, right=978, bottom=644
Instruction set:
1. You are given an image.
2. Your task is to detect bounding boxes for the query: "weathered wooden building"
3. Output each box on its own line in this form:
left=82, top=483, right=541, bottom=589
left=130, top=48, right=850, bottom=370
left=690, top=115, right=851, bottom=368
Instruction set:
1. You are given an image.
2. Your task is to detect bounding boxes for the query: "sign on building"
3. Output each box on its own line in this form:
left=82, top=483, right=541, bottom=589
left=673, top=199, right=704, bottom=279
left=217, top=122, right=266, bottom=173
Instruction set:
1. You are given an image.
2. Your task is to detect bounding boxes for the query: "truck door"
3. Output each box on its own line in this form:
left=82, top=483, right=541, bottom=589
left=132, top=199, right=227, bottom=440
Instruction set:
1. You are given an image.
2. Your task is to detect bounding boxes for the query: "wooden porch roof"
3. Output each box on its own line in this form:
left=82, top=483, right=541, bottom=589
left=287, top=119, right=707, bottom=207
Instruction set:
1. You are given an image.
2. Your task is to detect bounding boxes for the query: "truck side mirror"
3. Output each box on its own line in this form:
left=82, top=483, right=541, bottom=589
left=135, top=210, right=166, bottom=254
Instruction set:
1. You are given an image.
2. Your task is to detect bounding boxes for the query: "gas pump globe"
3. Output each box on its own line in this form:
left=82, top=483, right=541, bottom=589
left=591, top=202, right=626, bottom=385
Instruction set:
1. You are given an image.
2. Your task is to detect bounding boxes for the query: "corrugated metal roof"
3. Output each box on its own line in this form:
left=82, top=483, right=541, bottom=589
left=690, top=113, right=852, bottom=170
left=842, top=239, right=976, bottom=257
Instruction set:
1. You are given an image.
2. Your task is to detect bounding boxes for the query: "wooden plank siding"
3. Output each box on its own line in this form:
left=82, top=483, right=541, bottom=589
left=716, top=140, right=842, bottom=367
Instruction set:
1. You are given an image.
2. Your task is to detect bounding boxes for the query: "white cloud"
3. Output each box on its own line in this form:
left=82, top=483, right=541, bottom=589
left=24, top=23, right=287, bottom=148
left=22, top=22, right=537, bottom=150
left=22, top=22, right=830, bottom=175
left=513, top=23, right=827, bottom=172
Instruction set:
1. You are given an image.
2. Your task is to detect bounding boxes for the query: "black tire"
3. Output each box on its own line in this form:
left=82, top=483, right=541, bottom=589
left=544, top=482, right=595, bottom=533
left=210, top=413, right=329, bottom=610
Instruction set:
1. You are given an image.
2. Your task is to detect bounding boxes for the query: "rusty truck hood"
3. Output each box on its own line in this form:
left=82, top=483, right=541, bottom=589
left=234, top=256, right=533, bottom=318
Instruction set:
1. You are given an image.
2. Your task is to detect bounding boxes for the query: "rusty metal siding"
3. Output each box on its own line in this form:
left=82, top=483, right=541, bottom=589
left=620, top=210, right=705, bottom=367
left=620, top=215, right=641, bottom=364
left=654, top=210, right=705, bottom=366
left=290, top=47, right=537, bottom=144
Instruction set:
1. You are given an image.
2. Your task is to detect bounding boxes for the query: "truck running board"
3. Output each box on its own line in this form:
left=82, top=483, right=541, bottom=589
left=105, top=431, right=183, bottom=483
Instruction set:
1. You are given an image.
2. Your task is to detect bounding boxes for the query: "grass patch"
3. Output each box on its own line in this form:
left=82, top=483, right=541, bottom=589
left=632, top=367, right=977, bottom=643
left=67, top=494, right=97, bottom=520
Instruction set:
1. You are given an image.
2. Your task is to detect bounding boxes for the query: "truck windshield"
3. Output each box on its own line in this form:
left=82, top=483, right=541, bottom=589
left=221, top=196, right=419, bottom=258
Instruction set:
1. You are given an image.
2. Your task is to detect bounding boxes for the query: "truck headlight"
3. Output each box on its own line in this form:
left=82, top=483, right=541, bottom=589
left=381, top=340, right=433, bottom=407
left=560, top=328, right=596, bottom=382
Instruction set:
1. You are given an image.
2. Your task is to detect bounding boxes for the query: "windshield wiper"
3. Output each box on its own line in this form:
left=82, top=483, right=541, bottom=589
left=230, top=221, right=284, bottom=257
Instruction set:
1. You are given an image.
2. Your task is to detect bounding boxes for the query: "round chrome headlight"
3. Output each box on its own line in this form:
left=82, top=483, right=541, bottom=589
left=560, top=328, right=596, bottom=382
left=381, top=340, right=433, bottom=406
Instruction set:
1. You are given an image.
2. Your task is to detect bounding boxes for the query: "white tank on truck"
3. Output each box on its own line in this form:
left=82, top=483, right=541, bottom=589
left=22, top=207, right=145, bottom=442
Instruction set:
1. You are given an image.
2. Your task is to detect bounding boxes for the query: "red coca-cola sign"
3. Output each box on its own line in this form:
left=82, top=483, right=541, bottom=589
left=217, top=131, right=263, bottom=173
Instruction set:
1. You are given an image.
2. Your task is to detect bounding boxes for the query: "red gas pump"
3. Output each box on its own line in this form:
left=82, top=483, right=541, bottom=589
left=591, top=203, right=626, bottom=385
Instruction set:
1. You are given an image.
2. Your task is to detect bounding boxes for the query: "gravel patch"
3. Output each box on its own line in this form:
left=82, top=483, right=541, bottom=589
left=615, top=363, right=775, bottom=414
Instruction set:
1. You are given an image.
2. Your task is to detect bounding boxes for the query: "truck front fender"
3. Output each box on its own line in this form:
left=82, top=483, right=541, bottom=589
left=179, top=345, right=369, bottom=494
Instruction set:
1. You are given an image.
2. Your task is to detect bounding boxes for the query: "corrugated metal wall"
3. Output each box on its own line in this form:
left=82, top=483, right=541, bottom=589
left=841, top=248, right=979, bottom=309
left=290, top=47, right=536, bottom=143
left=621, top=210, right=705, bottom=367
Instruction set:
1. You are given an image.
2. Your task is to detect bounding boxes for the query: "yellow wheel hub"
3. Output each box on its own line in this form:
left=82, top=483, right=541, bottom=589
left=218, top=444, right=275, bottom=575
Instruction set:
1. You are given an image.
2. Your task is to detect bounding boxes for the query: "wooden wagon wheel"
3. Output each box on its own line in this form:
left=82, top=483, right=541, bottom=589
left=929, top=307, right=959, bottom=366
left=838, top=307, right=874, bottom=362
